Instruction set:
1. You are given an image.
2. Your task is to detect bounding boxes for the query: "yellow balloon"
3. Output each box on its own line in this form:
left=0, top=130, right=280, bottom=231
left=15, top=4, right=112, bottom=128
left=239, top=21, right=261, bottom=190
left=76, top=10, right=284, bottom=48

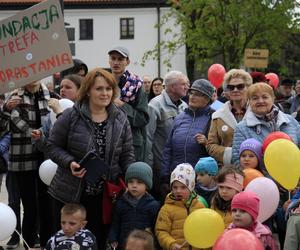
left=264, top=139, right=300, bottom=190
left=183, top=208, right=225, bottom=248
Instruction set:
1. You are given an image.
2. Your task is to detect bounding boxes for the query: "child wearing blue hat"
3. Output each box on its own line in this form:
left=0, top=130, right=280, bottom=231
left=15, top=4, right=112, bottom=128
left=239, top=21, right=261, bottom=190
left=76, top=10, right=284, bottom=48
left=194, top=157, right=218, bottom=206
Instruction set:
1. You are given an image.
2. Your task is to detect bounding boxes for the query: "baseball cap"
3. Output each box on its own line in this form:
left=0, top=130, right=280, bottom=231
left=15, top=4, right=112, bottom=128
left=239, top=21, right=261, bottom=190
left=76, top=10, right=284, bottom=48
left=108, top=46, right=130, bottom=58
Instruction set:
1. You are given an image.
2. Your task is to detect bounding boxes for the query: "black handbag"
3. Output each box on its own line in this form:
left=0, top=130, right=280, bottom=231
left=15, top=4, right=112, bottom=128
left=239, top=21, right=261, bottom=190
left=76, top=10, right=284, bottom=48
left=78, top=150, right=108, bottom=185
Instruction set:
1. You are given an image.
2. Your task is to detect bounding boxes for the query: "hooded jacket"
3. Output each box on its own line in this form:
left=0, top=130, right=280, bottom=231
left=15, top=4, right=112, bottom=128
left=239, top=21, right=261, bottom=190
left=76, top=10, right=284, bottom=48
left=231, top=107, right=300, bottom=165
left=155, top=193, right=205, bottom=250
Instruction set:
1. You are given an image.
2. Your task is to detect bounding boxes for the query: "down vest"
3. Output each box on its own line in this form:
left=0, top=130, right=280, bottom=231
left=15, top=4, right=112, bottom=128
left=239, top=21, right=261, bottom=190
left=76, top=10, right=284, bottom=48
left=47, top=101, right=135, bottom=203
left=161, top=106, right=213, bottom=178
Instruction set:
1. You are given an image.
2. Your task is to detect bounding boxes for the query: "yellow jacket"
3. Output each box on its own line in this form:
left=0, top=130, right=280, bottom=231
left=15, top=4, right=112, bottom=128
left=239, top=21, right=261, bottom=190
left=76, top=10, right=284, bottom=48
left=155, top=193, right=205, bottom=250
left=211, top=206, right=233, bottom=229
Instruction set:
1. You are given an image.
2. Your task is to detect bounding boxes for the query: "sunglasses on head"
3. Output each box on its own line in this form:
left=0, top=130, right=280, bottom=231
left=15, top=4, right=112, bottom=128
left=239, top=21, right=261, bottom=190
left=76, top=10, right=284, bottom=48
left=226, top=83, right=245, bottom=91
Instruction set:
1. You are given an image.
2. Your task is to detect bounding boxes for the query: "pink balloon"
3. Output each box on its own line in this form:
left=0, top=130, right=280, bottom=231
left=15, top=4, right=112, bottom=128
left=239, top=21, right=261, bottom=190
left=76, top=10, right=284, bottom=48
left=213, top=229, right=264, bottom=250
left=208, top=64, right=226, bottom=89
left=245, top=177, right=279, bottom=222
left=265, top=73, right=279, bottom=89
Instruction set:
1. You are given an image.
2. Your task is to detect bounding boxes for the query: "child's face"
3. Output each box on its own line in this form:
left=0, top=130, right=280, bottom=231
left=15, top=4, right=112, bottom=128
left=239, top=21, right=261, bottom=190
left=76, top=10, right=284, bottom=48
left=240, top=150, right=259, bottom=169
left=196, top=172, right=213, bottom=187
left=218, top=185, right=238, bottom=201
left=171, top=180, right=190, bottom=201
left=232, top=208, right=254, bottom=229
left=61, top=211, right=86, bottom=237
left=125, top=238, right=147, bottom=250
left=127, top=178, right=147, bottom=199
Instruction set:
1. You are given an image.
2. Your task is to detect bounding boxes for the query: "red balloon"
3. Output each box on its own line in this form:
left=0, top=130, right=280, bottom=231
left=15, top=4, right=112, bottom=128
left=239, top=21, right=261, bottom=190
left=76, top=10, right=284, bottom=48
left=262, top=131, right=292, bottom=153
left=265, top=73, right=279, bottom=89
left=208, top=64, right=226, bottom=89
left=213, top=229, right=264, bottom=250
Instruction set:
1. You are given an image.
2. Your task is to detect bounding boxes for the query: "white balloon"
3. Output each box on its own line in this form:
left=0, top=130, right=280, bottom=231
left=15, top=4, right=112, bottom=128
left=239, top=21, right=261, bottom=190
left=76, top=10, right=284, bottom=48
left=0, top=202, right=17, bottom=241
left=59, top=98, right=74, bottom=110
left=39, top=159, right=58, bottom=186
left=50, top=99, right=74, bottom=125
left=245, top=177, right=280, bottom=222
left=50, top=109, right=56, bottom=125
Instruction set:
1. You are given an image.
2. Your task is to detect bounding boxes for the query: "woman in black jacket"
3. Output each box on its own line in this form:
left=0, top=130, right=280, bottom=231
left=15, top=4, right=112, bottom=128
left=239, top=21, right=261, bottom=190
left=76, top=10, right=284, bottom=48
left=47, top=68, right=135, bottom=249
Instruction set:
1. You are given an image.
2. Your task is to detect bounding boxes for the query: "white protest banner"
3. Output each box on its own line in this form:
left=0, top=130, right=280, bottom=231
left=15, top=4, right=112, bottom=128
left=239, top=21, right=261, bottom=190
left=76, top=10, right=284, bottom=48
left=0, top=0, right=73, bottom=94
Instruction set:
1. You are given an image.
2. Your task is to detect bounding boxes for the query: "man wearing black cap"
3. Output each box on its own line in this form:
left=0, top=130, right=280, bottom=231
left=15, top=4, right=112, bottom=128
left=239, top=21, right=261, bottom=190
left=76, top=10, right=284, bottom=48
left=108, top=47, right=149, bottom=161
left=275, top=78, right=295, bottom=114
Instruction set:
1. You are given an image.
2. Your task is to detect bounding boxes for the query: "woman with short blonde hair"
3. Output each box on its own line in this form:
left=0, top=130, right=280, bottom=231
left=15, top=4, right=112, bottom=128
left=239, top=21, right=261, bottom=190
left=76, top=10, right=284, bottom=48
left=231, top=82, right=300, bottom=165
left=206, top=69, right=252, bottom=165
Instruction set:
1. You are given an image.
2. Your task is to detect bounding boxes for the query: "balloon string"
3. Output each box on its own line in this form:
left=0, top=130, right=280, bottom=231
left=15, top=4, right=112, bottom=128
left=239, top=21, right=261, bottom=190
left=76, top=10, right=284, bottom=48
left=14, top=230, right=30, bottom=249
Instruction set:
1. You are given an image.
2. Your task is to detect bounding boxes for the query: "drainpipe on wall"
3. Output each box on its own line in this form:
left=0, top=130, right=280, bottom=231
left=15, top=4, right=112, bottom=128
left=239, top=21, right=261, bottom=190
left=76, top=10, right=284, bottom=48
left=157, top=1, right=161, bottom=77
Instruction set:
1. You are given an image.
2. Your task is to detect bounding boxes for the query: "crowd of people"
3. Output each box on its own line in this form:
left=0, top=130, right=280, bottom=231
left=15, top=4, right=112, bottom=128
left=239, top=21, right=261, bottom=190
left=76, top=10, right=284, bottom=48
left=0, top=46, right=300, bottom=250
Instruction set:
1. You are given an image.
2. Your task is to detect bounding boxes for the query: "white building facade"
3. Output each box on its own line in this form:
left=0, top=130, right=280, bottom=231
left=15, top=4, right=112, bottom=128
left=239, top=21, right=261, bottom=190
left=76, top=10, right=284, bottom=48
left=0, top=0, right=186, bottom=78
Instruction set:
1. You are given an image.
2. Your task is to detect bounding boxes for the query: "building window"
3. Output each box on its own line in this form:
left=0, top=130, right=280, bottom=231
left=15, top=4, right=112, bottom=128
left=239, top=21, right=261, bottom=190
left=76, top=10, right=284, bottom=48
left=66, top=27, right=75, bottom=56
left=120, top=18, right=134, bottom=39
left=66, top=27, right=75, bottom=41
left=79, top=19, right=93, bottom=40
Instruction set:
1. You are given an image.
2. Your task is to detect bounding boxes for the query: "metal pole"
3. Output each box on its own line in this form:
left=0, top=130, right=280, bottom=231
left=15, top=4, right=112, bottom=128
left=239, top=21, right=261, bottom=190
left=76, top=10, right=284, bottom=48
left=157, top=2, right=161, bottom=77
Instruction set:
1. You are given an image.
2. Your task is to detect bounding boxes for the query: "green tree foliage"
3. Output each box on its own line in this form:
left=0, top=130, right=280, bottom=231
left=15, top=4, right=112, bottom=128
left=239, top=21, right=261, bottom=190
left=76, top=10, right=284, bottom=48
left=143, top=0, right=300, bottom=79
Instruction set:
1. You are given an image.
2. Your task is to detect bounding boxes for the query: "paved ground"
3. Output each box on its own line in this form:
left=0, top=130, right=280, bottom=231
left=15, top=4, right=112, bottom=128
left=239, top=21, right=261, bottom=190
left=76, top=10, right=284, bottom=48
left=0, top=174, right=24, bottom=250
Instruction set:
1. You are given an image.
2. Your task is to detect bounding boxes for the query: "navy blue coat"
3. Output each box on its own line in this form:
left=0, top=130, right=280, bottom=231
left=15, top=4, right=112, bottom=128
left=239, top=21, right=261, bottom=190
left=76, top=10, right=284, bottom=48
left=108, top=192, right=160, bottom=249
left=161, top=106, right=214, bottom=178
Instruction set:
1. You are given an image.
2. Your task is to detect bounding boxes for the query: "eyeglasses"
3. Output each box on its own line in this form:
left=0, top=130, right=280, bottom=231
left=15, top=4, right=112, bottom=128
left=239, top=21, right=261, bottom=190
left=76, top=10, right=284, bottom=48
left=153, top=83, right=163, bottom=87
left=226, top=83, right=246, bottom=91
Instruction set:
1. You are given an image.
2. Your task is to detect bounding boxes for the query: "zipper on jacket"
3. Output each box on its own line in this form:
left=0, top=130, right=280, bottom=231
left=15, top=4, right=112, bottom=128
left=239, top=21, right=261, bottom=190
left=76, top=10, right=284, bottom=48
left=184, top=110, right=195, bottom=162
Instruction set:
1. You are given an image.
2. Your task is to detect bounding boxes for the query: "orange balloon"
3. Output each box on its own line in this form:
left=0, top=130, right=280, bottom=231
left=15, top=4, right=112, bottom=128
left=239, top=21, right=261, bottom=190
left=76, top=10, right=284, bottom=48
left=243, top=168, right=264, bottom=188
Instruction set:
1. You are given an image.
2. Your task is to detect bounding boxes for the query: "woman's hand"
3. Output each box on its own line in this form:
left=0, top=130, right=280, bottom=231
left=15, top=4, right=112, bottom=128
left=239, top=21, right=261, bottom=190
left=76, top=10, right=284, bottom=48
left=194, top=133, right=207, bottom=145
left=48, top=98, right=63, bottom=114
left=5, top=96, right=21, bottom=111
left=70, top=161, right=86, bottom=178
left=31, top=129, right=42, bottom=140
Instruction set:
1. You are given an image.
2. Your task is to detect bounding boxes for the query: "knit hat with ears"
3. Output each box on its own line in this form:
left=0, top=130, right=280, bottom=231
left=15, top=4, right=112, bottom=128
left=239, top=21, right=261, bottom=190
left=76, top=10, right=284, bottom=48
left=125, top=162, right=153, bottom=190
left=170, top=163, right=195, bottom=192
left=239, top=138, right=263, bottom=164
left=231, top=191, right=260, bottom=221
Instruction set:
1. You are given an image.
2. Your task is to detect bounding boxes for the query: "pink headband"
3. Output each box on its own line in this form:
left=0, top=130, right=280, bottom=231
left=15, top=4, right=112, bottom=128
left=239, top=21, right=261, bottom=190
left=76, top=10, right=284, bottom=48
left=218, top=173, right=244, bottom=192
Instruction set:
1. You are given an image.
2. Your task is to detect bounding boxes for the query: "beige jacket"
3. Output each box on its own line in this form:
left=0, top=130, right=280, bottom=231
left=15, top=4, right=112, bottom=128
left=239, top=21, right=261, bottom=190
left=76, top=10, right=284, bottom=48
left=206, top=101, right=237, bottom=165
